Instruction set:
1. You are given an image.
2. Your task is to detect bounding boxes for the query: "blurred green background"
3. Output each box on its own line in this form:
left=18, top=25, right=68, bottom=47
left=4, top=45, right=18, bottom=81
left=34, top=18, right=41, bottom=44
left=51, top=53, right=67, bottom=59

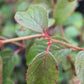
left=0, top=0, right=84, bottom=84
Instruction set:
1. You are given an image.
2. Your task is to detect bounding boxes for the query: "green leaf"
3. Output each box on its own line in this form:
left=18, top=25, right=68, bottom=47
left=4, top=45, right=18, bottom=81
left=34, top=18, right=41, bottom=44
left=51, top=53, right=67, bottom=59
left=15, top=24, right=37, bottom=37
left=0, top=57, right=2, bottom=84
left=53, top=0, right=77, bottom=25
left=75, top=51, right=84, bottom=84
left=63, top=12, right=83, bottom=29
left=48, top=18, right=55, bottom=27
left=3, top=54, right=18, bottom=81
left=32, top=0, right=52, bottom=8
left=0, top=48, right=19, bottom=82
left=68, top=0, right=75, bottom=2
left=4, top=79, right=14, bottom=84
left=2, top=21, right=15, bottom=38
left=0, top=48, right=14, bottom=65
left=17, top=1, right=29, bottom=11
left=15, top=5, right=48, bottom=33
left=26, top=36, right=71, bottom=65
left=26, top=52, right=58, bottom=84
left=65, top=26, right=79, bottom=38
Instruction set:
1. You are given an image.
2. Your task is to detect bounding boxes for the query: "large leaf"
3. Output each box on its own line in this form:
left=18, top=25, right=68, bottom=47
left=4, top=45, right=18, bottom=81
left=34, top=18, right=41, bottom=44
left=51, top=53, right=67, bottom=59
left=0, top=57, right=2, bottom=84
left=26, top=52, right=58, bottom=84
left=15, top=5, right=48, bottom=33
left=75, top=51, right=84, bottom=84
left=26, top=36, right=71, bottom=65
left=53, top=0, right=77, bottom=25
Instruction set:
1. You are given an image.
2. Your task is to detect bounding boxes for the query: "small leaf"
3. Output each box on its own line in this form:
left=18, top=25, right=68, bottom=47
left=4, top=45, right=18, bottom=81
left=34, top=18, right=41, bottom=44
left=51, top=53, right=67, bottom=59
left=48, top=18, right=55, bottom=27
left=53, top=0, right=77, bottom=25
left=0, top=57, right=2, bottom=84
left=26, top=52, right=58, bottom=84
left=26, top=36, right=71, bottom=65
left=15, top=5, right=48, bottom=33
left=75, top=51, right=84, bottom=84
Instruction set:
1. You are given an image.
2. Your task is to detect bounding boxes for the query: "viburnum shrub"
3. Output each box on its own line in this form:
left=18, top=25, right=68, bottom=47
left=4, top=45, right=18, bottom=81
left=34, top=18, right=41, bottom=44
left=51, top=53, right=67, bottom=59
left=0, top=0, right=84, bottom=84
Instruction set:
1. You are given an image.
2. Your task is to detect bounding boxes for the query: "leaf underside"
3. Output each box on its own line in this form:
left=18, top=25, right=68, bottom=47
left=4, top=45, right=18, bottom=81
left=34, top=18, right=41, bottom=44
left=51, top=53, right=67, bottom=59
left=26, top=52, right=58, bottom=84
left=75, top=51, right=84, bottom=84
left=15, top=5, right=48, bottom=33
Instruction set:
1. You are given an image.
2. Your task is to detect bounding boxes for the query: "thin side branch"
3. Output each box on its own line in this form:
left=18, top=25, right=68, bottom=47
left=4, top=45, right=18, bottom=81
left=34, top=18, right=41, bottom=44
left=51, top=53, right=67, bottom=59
left=2, top=34, right=42, bottom=44
left=0, top=36, right=25, bottom=48
left=52, top=39, right=84, bottom=51
left=51, top=0, right=55, bottom=8
left=59, top=24, right=65, bottom=38
left=1, top=34, right=84, bottom=51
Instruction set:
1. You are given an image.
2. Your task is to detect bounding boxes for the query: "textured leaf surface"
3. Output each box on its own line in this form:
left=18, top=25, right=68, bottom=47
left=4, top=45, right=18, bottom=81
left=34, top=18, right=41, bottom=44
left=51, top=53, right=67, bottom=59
left=0, top=49, right=19, bottom=82
left=75, top=51, right=84, bottom=84
left=26, top=52, right=58, bottom=84
left=15, top=5, right=48, bottom=32
left=0, top=49, right=14, bottom=65
left=15, top=24, right=37, bottom=37
left=53, top=0, right=77, bottom=25
left=3, top=54, right=18, bottom=81
left=26, top=36, right=71, bottom=65
left=0, top=57, right=2, bottom=84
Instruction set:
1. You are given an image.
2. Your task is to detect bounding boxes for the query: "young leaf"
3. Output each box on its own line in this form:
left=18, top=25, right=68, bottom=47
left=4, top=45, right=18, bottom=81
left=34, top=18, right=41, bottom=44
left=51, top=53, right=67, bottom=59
left=48, top=18, right=55, bottom=27
left=0, top=57, right=2, bottom=84
left=26, top=52, right=58, bottom=84
left=15, top=5, right=48, bottom=33
left=75, top=51, right=84, bottom=84
left=53, top=0, right=77, bottom=25
left=26, top=36, right=71, bottom=65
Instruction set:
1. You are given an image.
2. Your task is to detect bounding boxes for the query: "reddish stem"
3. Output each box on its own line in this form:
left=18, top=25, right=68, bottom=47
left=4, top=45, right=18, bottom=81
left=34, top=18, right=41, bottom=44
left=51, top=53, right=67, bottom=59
left=43, top=31, right=52, bottom=52
left=14, top=40, right=25, bottom=54
left=0, top=40, right=3, bottom=47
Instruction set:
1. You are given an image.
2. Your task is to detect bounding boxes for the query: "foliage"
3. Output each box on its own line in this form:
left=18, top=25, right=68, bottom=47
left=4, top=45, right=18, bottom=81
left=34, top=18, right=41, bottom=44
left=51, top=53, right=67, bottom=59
left=0, top=0, right=84, bottom=84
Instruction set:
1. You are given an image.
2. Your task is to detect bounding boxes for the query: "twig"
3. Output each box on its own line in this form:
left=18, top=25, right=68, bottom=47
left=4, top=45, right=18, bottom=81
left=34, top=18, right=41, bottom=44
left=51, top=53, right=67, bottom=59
left=51, top=0, right=55, bottom=8
left=52, top=39, right=84, bottom=51
left=1, top=34, right=42, bottom=44
left=0, top=36, right=25, bottom=48
left=1, top=34, right=84, bottom=51
left=59, top=24, right=65, bottom=38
